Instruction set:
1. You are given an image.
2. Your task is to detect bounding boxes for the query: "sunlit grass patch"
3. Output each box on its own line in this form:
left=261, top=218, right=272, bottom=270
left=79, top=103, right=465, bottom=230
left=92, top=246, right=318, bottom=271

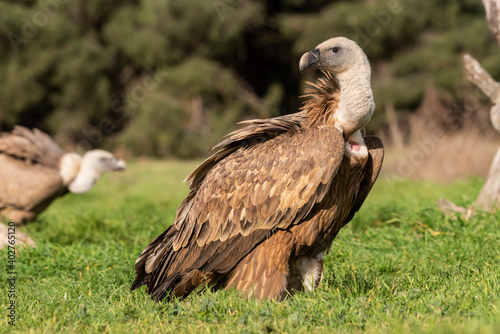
left=1, top=160, right=499, bottom=333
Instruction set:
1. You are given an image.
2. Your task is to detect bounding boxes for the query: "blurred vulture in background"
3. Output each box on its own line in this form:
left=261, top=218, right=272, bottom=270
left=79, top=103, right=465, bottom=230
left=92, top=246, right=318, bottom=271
left=0, top=126, right=126, bottom=247
left=132, top=37, right=384, bottom=301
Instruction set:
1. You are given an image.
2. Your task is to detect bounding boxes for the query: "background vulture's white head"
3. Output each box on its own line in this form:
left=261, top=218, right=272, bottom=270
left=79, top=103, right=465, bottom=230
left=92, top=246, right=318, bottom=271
left=65, top=149, right=126, bottom=194
left=81, top=150, right=127, bottom=174
left=299, top=37, right=370, bottom=80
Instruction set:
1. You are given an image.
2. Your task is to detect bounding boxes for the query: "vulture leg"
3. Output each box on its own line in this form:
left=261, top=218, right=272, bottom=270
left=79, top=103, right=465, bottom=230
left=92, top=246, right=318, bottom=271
left=287, top=253, right=324, bottom=293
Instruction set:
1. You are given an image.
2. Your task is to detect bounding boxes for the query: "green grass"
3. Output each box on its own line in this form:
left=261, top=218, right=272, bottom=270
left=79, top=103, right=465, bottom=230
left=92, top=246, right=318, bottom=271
left=1, top=160, right=500, bottom=333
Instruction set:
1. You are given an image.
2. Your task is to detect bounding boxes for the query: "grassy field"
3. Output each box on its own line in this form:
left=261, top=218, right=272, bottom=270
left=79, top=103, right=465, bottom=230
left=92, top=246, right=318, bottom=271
left=1, top=159, right=500, bottom=333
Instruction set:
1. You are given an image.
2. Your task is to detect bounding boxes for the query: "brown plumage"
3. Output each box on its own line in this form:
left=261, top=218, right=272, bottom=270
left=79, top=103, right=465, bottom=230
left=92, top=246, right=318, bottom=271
left=0, top=126, right=126, bottom=225
left=131, top=37, right=384, bottom=301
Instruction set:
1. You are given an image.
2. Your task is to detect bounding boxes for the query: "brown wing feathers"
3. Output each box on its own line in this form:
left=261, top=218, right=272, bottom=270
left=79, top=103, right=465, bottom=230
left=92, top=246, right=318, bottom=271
left=0, top=126, right=64, bottom=169
left=0, top=126, right=67, bottom=224
left=132, top=124, right=346, bottom=300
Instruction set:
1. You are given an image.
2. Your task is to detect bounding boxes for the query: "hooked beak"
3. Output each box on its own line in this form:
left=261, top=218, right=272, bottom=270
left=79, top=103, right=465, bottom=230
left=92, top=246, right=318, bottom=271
left=299, top=48, right=321, bottom=72
left=112, top=159, right=127, bottom=171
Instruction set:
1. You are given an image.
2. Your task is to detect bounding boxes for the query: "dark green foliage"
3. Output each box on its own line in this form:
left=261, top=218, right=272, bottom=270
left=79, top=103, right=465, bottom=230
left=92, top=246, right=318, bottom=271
left=1, top=0, right=499, bottom=156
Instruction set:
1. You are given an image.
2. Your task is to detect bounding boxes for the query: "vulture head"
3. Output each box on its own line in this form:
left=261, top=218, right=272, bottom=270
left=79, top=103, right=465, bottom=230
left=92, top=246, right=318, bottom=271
left=64, top=150, right=126, bottom=194
left=299, top=37, right=370, bottom=79
left=299, top=37, right=375, bottom=154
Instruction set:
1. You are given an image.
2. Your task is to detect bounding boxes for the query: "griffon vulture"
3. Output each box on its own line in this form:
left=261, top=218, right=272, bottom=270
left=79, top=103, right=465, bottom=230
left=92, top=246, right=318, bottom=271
left=0, top=126, right=126, bottom=225
left=131, top=37, right=384, bottom=301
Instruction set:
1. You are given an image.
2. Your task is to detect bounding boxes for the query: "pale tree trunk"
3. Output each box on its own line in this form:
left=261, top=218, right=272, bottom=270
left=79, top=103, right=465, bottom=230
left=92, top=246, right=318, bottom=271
left=462, top=54, right=500, bottom=210
left=476, top=148, right=500, bottom=209
left=441, top=0, right=500, bottom=213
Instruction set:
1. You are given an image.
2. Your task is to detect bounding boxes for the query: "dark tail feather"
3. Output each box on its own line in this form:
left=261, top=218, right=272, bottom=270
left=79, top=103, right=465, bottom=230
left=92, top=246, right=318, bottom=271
left=149, top=270, right=212, bottom=301
left=130, top=275, right=146, bottom=291
left=130, top=227, right=174, bottom=292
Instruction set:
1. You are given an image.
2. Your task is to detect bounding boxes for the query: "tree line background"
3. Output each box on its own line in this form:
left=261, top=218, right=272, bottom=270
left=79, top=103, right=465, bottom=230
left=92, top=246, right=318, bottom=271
left=0, top=0, right=499, bottom=158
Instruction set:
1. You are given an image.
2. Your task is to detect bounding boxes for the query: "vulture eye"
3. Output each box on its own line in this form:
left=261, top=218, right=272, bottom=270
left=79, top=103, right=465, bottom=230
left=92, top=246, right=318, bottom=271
left=331, top=47, right=341, bottom=54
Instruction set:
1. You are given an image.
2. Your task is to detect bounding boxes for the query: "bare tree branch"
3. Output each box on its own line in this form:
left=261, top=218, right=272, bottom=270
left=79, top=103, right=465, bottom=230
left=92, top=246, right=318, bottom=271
left=463, top=54, right=500, bottom=103
left=463, top=54, right=500, bottom=132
